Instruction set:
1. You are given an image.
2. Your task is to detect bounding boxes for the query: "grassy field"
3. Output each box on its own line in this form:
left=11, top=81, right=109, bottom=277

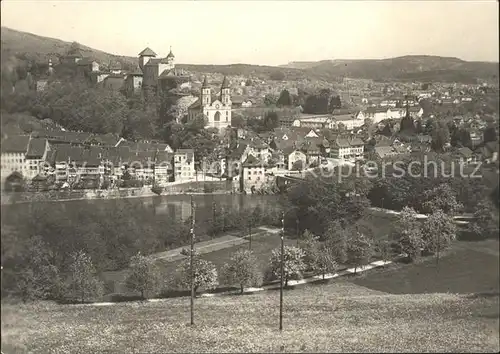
left=2, top=281, right=498, bottom=353
left=103, top=230, right=297, bottom=296
left=350, top=240, right=500, bottom=295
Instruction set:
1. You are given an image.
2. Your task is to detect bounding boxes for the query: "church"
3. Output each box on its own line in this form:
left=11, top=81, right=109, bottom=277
left=188, top=76, right=232, bottom=130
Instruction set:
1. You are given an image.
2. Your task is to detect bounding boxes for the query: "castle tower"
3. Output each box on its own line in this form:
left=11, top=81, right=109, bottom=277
left=220, top=76, right=231, bottom=106
left=201, top=76, right=211, bottom=106
left=166, top=46, right=175, bottom=68
left=138, top=47, right=157, bottom=71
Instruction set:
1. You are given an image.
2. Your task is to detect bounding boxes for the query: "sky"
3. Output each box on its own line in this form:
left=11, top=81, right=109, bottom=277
left=1, top=0, right=498, bottom=65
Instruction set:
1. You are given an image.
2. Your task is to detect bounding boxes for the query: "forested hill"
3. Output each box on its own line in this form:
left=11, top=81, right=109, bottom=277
left=1, top=26, right=498, bottom=84
left=282, top=56, right=499, bottom=83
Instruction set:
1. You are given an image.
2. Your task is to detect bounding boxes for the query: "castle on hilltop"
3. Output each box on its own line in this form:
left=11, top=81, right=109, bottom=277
left=137, top=46, right=190, bottom=96
left=187, top=76, right=232, bottom=130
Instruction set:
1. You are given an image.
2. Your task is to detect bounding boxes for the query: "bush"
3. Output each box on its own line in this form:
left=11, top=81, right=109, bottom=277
left=203, top=183, right=214, bottom=193
left=151, top=185, right=163, bottom=195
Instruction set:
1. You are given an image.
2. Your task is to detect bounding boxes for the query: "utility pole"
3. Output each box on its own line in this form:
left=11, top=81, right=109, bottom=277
left=436, top=231, right=440, bottom=270
left=190, top=195, right=196, bottom=326
left=295, top=217, right=299, bottom=247
left=248, top=218, right=252, bottom=250
left=279, top=211, right=285, bottom=331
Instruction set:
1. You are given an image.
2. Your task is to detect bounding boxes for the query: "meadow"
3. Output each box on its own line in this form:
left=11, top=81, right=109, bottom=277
left=2, top=280, right=498, bottom=353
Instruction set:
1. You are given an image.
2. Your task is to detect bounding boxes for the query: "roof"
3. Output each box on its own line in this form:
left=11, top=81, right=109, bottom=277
left=331, top=137, right=350, bottom=148
left=221, top=76, right=230, bottom=89
left=158, top=68, right=190, bottom=79
left=366, top=107, right=389, bottom=114
left=242, top=154, right=263, bottom=167
left=26, top=138, right=47, bottom=158
left=457, top=147, right=473, bottom=157
left=138, top=47, right=157, bottom=57
left=166, top=48, right=175, bottom=59
left=375, top=146, right=396, bottom=158
left=229, top=143, right=249, bottom=159
left=202, top=76, right=209, bottom=89
left=1, top=135, right=30, bottom=153
left=349, top=137, right=364, bottom=146
left=189, top=99, right=202, bottom=109
left=144, top=58, right=163, bottom=66
left=333, top=114, right=356, bottom=122
left=77, top=57, right=95, bottom=66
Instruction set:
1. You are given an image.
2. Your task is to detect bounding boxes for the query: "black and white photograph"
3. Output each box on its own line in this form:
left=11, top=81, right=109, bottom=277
left=0, top=0, right=499, bottom=352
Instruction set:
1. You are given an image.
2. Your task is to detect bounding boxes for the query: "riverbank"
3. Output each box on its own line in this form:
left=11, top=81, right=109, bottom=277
left=1, top=180, right=237, bottom=205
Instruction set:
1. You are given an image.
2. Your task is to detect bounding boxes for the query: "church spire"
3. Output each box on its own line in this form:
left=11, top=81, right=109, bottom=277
left=202, top=76, right=209, bottom=88
left=221, top=75, right=230, bottom=89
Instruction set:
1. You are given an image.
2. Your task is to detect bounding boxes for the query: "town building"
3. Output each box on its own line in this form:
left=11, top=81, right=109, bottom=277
left=174, top=149, right=195, bottom=182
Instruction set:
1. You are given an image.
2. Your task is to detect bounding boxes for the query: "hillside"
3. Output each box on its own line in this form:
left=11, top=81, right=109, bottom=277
left=0, top=27, right=138, bottom=72
left=1, top=281, right=498, bottom=353
left=1, top=26, right=498, bottom=84
left=285, top=56, right=499, bottom=83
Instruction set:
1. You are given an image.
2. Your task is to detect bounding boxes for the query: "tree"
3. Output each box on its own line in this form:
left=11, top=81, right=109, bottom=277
left=264, top=94, right=278, bottom=106
left=220, top=250, right=262, bottom=293
left=346, top=232, right=373, bottom=274
left=126, top=252, right=160, bottom=299
left=483, top=125, right=498, bottom=143
left=298, top=230, right=320, bottom=271
left=421, top=209, right=457, bottom=256
left=269, top=246, right=306, bottom=287
left=323, top=221, right=349, bottom=263
left=245, top=78, right=253, bottom=86
left=430, top=120, right=450, bottom=152
left=468, top=201, right=499, bottom=239
left=375, top=239, right=393, bottom=263
left=277, top=89, right=293, bottom=107
left=14, top=236, right=62, bottom=302
left=421, top=184, right=463, bottom=215
left=392, top=207, right=424, bottom=262
left=66, top=250, right=103, bottom=303
left=315, top=244, right=338, bottom=279
left=175, top=256, right=218, bottom=294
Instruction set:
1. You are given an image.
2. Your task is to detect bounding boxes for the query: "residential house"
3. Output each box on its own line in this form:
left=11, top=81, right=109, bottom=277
left=225, top=143, right=251, bottom=180
left=241, top=154, right=267, bottom=192
left=0, top=135, right=31, bottom=185
left=154, top=151, right=174, bottom=185
left=374, top=146, right=397, bottom=159
left=174, top=149, right=195, bottom=182
left=285, top=148, right=307, bottom=171
left=25, top=138, right=51, bottom=180
left=329, top=137, right=349, bottom=160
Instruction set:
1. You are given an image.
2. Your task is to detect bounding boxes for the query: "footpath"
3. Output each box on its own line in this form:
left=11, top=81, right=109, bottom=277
left=82, top=257, right=394, bottom=307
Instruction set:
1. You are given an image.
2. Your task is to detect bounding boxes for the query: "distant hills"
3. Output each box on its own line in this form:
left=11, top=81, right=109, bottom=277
left=282, top=56, right=499, bottom=83
left=1, top=26, right=498, bottom=84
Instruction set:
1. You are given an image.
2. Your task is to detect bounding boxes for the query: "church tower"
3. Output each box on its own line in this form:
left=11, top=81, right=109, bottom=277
left=220, top=76, right=231, bottom=106
left=201, top=76, right=211, bottom=106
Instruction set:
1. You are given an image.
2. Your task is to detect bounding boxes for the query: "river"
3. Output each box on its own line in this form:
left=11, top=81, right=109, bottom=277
left=1, top=193, right=284, bottom=224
